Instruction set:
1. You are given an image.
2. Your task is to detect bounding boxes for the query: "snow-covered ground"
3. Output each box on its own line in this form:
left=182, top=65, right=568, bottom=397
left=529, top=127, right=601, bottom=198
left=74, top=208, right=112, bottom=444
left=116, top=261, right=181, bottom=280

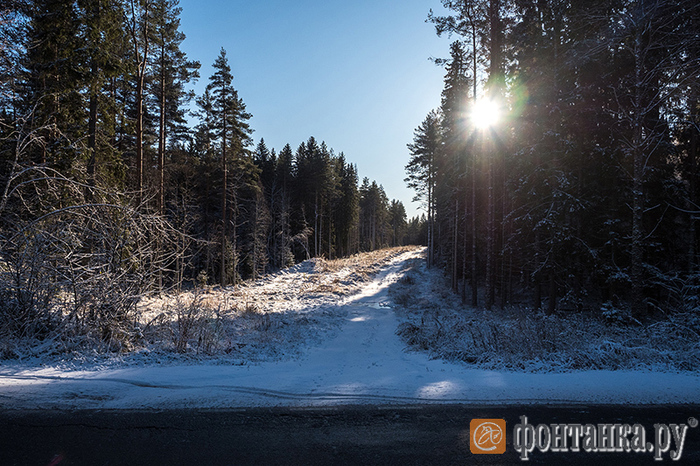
left=1, top=247, right=700, bottom=410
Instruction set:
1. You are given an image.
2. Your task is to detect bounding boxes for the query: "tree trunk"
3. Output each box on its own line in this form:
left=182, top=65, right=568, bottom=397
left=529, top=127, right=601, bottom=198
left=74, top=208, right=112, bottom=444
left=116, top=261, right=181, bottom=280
left=221, top=104, right=227, bottom=287
left=462, top=197, right=468, bottom=303
left=470, top=10, right=478, bottom=307
left=135, top=74, right=144, bottom=202
left=453, top=199, right=458, bottom=292
left=485, top=151, right=495, bottom=310
left=471, top=155, right=478, bottom=307
left=630, top=7, right=645, bottom=316
left=428, top=162, right=434, bottom=268
left=87, top=62, right=98, bottom=183
left=689, top=97, right=698, bottom=273
left=485, top=0, right=503, bottom=310
left=314, top=191, right=319, bottom=257
left=547, top=271, right=556, bottom=315
left=158, top=43, right=166, bottom=215
left=87, top=2, right=100, bottom=190
left=157, top=46, right=166, bottom=293
left=129, top=0, right=149, bottom=206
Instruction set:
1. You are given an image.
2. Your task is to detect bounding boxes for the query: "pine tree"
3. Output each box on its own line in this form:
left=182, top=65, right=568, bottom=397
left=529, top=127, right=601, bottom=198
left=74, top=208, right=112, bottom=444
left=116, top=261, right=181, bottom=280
left=254, top=138, right=275, bottom=193
left=149, top=0, right=199, bottom=214
left=126, top=0, right=152, bottom=202
left=406, top=110, right=441, bottom=267
left=429, top=0, right=489, bottom=306
left=438, top=40, right=472, bottom=293
left=206, top=48, right=252, bottom=285
left=231, top=154, right=266, bottom=280
left=253, top=138, right=279, bottom=269
left=611, top=0, right=696, bottom=315
left=192, top=86, right=217, bottom=279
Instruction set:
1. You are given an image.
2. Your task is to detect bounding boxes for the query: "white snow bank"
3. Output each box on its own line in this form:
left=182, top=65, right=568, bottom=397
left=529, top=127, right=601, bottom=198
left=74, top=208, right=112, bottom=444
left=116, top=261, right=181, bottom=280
left=2, top=360, right=699, bottom=410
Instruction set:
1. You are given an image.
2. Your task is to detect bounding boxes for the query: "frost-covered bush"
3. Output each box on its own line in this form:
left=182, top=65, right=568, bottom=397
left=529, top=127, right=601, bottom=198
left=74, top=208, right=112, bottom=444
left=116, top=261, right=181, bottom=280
left=601, top=302, right=629, bottom=326
left=390, top=257, right=700, bottom=372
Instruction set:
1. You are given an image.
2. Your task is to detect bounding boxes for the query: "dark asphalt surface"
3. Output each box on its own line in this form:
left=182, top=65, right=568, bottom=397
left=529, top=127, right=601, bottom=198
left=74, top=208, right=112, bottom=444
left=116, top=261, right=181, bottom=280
left=2, top=404, right=700, bottom=465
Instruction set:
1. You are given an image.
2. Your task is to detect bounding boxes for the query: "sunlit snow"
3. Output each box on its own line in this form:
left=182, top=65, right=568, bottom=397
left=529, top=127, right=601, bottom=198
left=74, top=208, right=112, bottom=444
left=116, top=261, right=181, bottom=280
left=1, top=248, right=699, bottom=410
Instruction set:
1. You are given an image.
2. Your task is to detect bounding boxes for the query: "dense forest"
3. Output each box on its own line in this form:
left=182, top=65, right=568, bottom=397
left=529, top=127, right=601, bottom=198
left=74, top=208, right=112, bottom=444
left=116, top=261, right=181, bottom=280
left=407, top=0, right=700, bottom=317
left=0, top=0, right=422, bottom=346
left=4, top=0, right=699, bottom=354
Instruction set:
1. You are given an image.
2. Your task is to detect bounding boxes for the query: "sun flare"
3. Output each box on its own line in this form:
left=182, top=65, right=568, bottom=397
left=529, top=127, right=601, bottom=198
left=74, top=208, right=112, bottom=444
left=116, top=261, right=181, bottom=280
left=471, top=98, right=501, bottom=129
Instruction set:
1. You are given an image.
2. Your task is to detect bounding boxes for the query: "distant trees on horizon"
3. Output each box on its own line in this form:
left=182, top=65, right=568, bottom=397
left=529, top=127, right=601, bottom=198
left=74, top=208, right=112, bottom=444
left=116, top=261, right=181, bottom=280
left=0, top=0, right=426, bottom=345
left=0, top=0, right=421, bottom=284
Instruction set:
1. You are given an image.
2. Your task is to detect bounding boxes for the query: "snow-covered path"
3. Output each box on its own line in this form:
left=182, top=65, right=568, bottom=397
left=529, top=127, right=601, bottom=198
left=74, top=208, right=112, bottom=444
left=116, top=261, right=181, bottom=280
left=2, top=249, right=700, bottom=409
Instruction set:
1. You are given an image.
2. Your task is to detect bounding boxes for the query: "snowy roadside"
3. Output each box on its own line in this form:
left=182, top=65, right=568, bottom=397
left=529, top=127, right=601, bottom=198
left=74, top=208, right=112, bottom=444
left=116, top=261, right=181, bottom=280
left=6, top=246, right=417, bottom=365
left=390, top=252, right=700, bottom=373
left=1, top=246, right=700, bottom=410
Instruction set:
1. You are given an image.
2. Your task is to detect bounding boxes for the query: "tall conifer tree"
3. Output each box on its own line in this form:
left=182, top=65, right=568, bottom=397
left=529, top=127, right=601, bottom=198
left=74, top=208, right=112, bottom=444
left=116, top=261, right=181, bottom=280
left=206, top=48, right=252, bottom=285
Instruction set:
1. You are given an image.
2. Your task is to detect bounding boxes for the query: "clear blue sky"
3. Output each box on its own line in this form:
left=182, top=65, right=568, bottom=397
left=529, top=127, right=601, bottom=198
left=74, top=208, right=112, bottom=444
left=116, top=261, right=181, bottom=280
left=177, top=0, right=451, bottom=218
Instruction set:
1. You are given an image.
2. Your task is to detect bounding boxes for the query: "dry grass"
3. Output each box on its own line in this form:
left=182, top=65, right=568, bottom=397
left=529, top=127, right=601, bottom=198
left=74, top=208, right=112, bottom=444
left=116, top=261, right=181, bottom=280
left=316, top=246, right=415, bottom=274
left=1, top=246, right=419, bottom=360
left=389, top=253, right=700, bottom=372
left=128, top=246, right=420, bottom=358
left=306, top=246, right=417, bottom=296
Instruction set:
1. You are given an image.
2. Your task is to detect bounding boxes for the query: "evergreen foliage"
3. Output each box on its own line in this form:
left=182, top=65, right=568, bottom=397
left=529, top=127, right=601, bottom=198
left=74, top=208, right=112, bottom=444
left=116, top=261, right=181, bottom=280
left=0, top=0, right=409, bottom=349
left=411, top=0, right=700, bottom=315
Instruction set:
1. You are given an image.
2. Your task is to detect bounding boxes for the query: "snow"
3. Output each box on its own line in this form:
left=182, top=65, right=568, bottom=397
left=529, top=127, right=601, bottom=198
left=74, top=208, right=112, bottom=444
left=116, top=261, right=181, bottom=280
left=1, top=248, right=700, bottom=410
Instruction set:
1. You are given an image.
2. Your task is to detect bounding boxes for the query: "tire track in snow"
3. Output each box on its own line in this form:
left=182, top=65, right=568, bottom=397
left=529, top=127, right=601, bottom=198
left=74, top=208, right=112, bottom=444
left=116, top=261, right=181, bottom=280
left=0, top=372, right=587, bottom=405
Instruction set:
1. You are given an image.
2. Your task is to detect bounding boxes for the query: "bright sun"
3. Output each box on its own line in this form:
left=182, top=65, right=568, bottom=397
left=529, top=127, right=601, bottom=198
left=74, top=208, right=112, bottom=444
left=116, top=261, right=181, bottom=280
left=471, top=98, right=501, bottom=129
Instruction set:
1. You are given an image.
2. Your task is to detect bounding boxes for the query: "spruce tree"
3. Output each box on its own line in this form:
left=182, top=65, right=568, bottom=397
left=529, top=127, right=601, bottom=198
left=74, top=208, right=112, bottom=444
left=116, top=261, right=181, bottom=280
left=272, top=143, right=295, bottom=267
left=77, top=0, right=126, bottom=189
left=0, top=1, right=27, bottom=124
left=388, top=200, right=407, bottom=247
left=23, top=0, right=84, bottom=167
left=206, top=48, right=252, bottom=285
left=334, top=156, right=359, bottom=256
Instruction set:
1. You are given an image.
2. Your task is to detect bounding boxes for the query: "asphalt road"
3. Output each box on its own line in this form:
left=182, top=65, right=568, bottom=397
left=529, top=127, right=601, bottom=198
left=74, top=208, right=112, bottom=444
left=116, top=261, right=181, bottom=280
left=2, top=404, right=700, bottom=465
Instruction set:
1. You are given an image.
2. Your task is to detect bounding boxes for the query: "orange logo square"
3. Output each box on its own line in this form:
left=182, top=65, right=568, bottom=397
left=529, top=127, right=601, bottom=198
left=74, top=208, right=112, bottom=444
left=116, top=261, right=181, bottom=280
left=470, top=419, right=506, bottom=454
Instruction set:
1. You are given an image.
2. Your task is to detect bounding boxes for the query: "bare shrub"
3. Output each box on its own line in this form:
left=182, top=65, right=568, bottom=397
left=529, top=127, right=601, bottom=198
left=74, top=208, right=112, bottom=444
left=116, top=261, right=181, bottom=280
left=237, top=302, right=273, bottom=332
left=169, top=293, right=224, bottom=355
left=0, top=159, right=187, bottom=355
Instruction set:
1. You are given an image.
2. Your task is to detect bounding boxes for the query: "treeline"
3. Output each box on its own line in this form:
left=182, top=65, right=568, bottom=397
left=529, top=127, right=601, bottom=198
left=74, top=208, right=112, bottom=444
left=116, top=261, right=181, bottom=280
left=407, top=0, right=700, bottom=316
left=0, top=0, right=421, bottom=345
